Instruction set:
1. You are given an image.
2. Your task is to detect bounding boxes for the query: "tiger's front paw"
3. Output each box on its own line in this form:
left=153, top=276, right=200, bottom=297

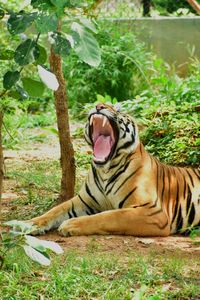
left=28, top=217, right=53, bottom=235
left=58, top=218, right=84, bottom=237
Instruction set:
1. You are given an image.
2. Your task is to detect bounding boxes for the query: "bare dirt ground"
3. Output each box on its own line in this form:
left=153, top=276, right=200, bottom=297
left=39, top=232, right=200, bottom=257
left=2, top=124, right=200, bottom=256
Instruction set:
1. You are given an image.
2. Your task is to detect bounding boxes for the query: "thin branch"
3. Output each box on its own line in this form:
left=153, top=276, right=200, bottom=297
left=83, top=0, right=104, bottom=16
left=90, top=0, right=104, bottom=11
left=186, top=0, right=200, bottom=15
left=2, top=121, right=15, bottom=141
left=19, top=67, right=24, bottom=74
left=0, top=90, right=7, bottom=99
left=35, top=32, right=41, bottom=44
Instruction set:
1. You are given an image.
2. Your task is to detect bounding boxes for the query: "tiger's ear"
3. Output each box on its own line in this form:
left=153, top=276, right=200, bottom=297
left=113, top=103, right=121, bottom=112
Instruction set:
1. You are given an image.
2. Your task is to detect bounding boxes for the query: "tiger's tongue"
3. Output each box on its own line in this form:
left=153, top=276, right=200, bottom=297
left=94, top=135, right=111, bottom=160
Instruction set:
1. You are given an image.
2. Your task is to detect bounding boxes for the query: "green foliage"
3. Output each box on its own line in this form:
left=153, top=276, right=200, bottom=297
left=96, top=0, right=198, bottom=18
left=3, top=70, right=20, bottom=90
left=22, top=78, right=45, bottom=98
left=35, top=13, right=58, bottom=33
left=71, top=21, right=101, bottom=67
left=2, top=150, right=89, bottom=221
left=153, top=0, right=198, bottom=15
left=65, top=25, right=151, bottom=110
left=2, top=107, right=56, bottom=149
left=0, top=49, right=14, bottom=60
left=51, top=32, right=71, bottom=56
left=34, top=44, right=48, bottom=65
left=0, top=249, right=199, bottom=299
left=14, top=39, right=39, bottom=66
left=139, top=105, right=199, bottom=167
left=131, top=58, right=200, bottom=167
left=0, top=221, right=63, bottom=268
left=0, top=0, right=101, bottom=110
left=190, top=227, right=200, bottom=245
left=7, top=12, right=36, bottom=35
left=0, top=8, right=4, bottom=19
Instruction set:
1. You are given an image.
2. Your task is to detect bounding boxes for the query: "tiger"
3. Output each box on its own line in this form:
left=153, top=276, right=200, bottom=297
left=26, top=103, right=200, bottom=237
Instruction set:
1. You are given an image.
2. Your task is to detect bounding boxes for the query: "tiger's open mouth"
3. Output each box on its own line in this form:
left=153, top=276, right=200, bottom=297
left=89, top=113, right=118, bottom=164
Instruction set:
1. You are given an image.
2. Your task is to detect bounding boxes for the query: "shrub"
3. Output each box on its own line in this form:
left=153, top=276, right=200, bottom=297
left=64, top=23, right=152, bottom=112
left=120, top=59, right=200, bottom=167
left=153, top=0, right=197, bottom=15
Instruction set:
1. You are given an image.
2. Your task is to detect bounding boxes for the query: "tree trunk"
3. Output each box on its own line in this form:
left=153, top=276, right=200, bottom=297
left=49, top=47, right=75, bottom=202
left=142, top=0, right=151, bottom=17
left=0, top=112, right=4, bottom=222
left=186, top=0, right=200, bottom=15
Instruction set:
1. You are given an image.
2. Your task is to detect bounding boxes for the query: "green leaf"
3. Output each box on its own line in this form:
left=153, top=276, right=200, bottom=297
left=8, top=90, right=21, bottom=100
left=3, top=71, right=20, bottom=90
left=4, top=220, right=36, bottom=234
left=26, top=235, right=63, bottom=254
left=38, top=239, right=63, bottom=254
left=71, top=22, right=101, bottom=67
left=22, top=77, right=45, bottom=97
left=79, top=18, right=98, bottom=34
left=0, top=49, right=14, bottom=60
left=37, top=65, right=59, bottom=91
left=16, top=85, right=29, bottom=99
left=49, top=0, right=69, bottom=8
left=25, top=235, right=46, bottom=253
left=31, top=0, right=54, bottom=10
left=68, top=0, right=83, bottom=7
left=96, top=94, right=106, bottom=103
left=14, top=39, right=39, bottom=66
left=7, top=12, right=36, bottom=35
left=49, top=0, right=82, bottom=15
left=51, top=32, right=71, bottom=56
left=23, top=245, right=51, bottom=266
left=0, top=9, right=5, bottom=20
left=64, top=34, right=75, bottom=48
left=35, top=14, right=58, bottom=33
left=44, top=127, right=58, bottom=135
left=34, top=45, right=47, bottom=65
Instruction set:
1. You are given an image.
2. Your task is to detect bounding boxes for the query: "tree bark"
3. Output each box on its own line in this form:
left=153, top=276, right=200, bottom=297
left=0, top=112, right=4, bottom=222
left=49, top=46, right=75, bottom=202
left=186, top=0, right=200, bottom=15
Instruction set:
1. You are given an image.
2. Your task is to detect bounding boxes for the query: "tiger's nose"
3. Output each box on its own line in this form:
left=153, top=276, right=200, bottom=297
left=96, top=103, right=106, bottom=111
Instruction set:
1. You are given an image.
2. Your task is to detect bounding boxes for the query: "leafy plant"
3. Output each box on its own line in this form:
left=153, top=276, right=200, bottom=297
left=189, top=227, right=200, bottom=245
left=0, top=221, right=63, bottom=268
left=64, top=25, right=151, bottom=112
left=0, top=1, right=101, bottom=101
left=153, top=0, right=198, bottom=15
left=0, top=0, right=102, bottom=202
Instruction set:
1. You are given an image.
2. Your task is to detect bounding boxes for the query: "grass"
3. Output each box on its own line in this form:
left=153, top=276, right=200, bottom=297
left=3, top=160, right=60, bottom=220
left=3, top=151, right=91, bottom=221
left=3, top=108, right=57, bottom=149
left=0, top=247, right=199, bottom=300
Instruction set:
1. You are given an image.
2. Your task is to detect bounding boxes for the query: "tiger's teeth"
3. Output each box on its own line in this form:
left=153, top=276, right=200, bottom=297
left=90, top=115, right=94, bottom=126
left=102, top=116, right=107, bottom=127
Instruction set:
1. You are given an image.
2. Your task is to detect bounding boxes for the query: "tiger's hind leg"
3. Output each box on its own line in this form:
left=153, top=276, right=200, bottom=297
left=58, top=207, right=170, bottom=237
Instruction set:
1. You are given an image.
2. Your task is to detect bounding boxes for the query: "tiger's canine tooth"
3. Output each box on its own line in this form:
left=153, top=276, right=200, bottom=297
left=90, top=115, right=94, bottom=126
left=102, top=116, right=107, bottom=127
